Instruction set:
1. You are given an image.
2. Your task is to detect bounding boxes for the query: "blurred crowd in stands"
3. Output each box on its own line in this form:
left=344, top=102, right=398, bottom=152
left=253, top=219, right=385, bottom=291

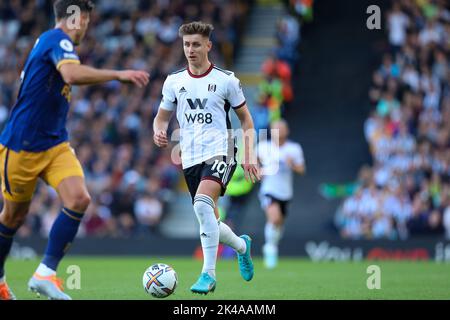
left=252, top=2, right=310, bottom=133
left=0, top=0, right=252, bottom=238
left=336, top=0, right=450, bottom=240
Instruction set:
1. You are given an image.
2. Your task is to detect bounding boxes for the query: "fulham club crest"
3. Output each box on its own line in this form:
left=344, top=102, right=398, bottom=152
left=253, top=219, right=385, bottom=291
left=208, top=84, right=216, bottom=92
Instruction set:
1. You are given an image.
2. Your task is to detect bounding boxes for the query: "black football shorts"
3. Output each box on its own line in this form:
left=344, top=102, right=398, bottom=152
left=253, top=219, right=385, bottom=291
left=259, top=193, right=290, bottom=217
left=183, top=155, right=237, bottom=203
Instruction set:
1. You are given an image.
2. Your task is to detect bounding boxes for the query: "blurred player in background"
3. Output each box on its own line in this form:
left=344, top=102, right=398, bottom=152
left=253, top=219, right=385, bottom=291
left=153, top=21, right=260, bottom=295
left=0, top=0, right=149, bottom=300
left=258, top=119, right=305, bottom=269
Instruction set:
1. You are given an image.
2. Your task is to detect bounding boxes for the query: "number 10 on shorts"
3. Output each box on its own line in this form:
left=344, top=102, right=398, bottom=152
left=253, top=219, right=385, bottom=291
left=211, top=159, right=227, bottom=174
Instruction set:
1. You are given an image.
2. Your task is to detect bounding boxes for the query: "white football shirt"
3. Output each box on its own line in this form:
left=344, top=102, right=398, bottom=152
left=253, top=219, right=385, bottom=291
left=159, top=64, right=246, bottom=169
left=258, top=139, right=305, bottom=201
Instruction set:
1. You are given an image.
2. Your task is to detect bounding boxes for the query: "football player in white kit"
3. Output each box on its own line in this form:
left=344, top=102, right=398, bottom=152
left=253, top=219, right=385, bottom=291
left=153, top=22, right=260, bottom=294
left=258, top=119, right=305, bottom=269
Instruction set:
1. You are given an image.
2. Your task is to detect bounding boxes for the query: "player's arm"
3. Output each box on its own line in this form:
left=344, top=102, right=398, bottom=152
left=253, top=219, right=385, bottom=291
left=153, top=108, right=173, bottom=148
left=287, top=158, right=306, bottom=175
left=295, top=163, right=306, bottom=175
left=287, top=144, right=306, bottom=175
left=58, top=63, right=149, bottom=87
left=153, top=75, right=176, bottom=148
left=234, top=104, right=261, bottom=183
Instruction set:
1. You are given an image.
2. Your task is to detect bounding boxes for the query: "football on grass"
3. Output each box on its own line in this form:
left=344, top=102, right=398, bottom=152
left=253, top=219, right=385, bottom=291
left=142, top=263, right=178, bottom=298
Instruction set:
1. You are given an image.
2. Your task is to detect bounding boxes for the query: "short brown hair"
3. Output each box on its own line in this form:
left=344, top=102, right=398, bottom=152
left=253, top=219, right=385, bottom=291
left=178, top=21, right=214, bottom=38
left=54, top=0, right=94, bottom=20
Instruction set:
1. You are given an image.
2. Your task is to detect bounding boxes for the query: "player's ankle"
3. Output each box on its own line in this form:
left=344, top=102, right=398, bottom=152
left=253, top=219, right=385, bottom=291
left=204, top=270, right=216, bottom=279
left=237, top=238, right=246, bottom=254
left=35, top=263, right=56, bottom=277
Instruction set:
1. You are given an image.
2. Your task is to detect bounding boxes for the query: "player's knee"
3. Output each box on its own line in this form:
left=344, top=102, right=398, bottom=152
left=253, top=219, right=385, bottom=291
left=273, top=216, right=284, bottom=226
left=267, top=210, right=283, bottom=225
left=0, top=208, right=29, bottom=229
left=267, top=206, right=280, bottom=221
left=268, top=215, right=280, bottom=226
left=12, top=215, right=27, bottom=228
left=66, top=192, right=91, bottom=212
left=76, top=193, right=91, bottom=211
left=193, top=194, right=215, bottom=223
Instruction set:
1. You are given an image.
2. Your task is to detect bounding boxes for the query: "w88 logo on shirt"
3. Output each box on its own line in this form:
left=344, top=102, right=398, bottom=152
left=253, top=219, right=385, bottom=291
left=184, top=112, right=213, bottom=124
left=185, top=98, right=213, bottom=124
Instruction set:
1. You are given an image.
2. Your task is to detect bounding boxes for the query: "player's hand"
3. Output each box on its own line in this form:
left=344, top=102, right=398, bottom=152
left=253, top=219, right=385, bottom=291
left=286, top=157, right=295, bottom=169
left=117, top=70, right=150, bottom=88
left=153, top=130, right=168, bottom=148
left=242, top=163, right=261, bottom=183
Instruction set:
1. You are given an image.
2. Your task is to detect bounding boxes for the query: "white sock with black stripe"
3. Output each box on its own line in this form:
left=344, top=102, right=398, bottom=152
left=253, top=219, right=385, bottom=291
left=193, top=194, right=219, bottom=279
left=218, top=220, right=246, bottom=254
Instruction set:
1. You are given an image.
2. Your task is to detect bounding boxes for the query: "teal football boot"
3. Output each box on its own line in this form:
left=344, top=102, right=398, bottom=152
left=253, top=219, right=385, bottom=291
left=190, top=272, right=216, bottom=295
left=237, top=235, right=254, bottom=281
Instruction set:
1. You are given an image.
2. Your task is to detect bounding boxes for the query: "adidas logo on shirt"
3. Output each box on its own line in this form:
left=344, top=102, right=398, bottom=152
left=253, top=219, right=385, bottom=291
left=179, top=87, right=187, bottom=93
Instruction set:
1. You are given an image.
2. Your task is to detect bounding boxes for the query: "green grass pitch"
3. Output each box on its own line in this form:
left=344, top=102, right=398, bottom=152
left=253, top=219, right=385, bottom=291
left=5, top=256, right=450, bottom=300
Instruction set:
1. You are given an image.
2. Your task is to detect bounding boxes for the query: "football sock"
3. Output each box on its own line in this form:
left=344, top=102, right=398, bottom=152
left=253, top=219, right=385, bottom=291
left=40, top=208, right=83, bottom=272
left=0, top=222, right=17, bottom=279
left=264, top=222, right=282, bottom=247
left=193, top=194, right=219, bottom=279
left=218, top=220, right=246, bottom=254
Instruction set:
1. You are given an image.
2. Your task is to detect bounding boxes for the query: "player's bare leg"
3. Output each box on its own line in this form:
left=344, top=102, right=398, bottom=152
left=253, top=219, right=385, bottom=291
left=28, top=176, right=90, bottom=300
left=263, top=203, right=284, bottom=269
left=0, top=200, right=31, bottom=300
left=57, top=176, right=91, bottom=213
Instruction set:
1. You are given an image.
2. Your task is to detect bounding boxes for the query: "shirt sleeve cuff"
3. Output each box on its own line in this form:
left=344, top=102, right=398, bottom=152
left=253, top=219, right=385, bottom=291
left=159, top=102, right=176, bottom=111
left=56, top=59, right=80, bottom=70
left=232, top=100, right=246, bottom=109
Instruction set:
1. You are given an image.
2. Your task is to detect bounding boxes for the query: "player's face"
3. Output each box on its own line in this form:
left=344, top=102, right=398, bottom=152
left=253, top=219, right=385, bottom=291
left=272, top=122, right=289, bottom=141
left=183, top=34, right=211, bottom=66
left=73, top=12, right=90, bottom=45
